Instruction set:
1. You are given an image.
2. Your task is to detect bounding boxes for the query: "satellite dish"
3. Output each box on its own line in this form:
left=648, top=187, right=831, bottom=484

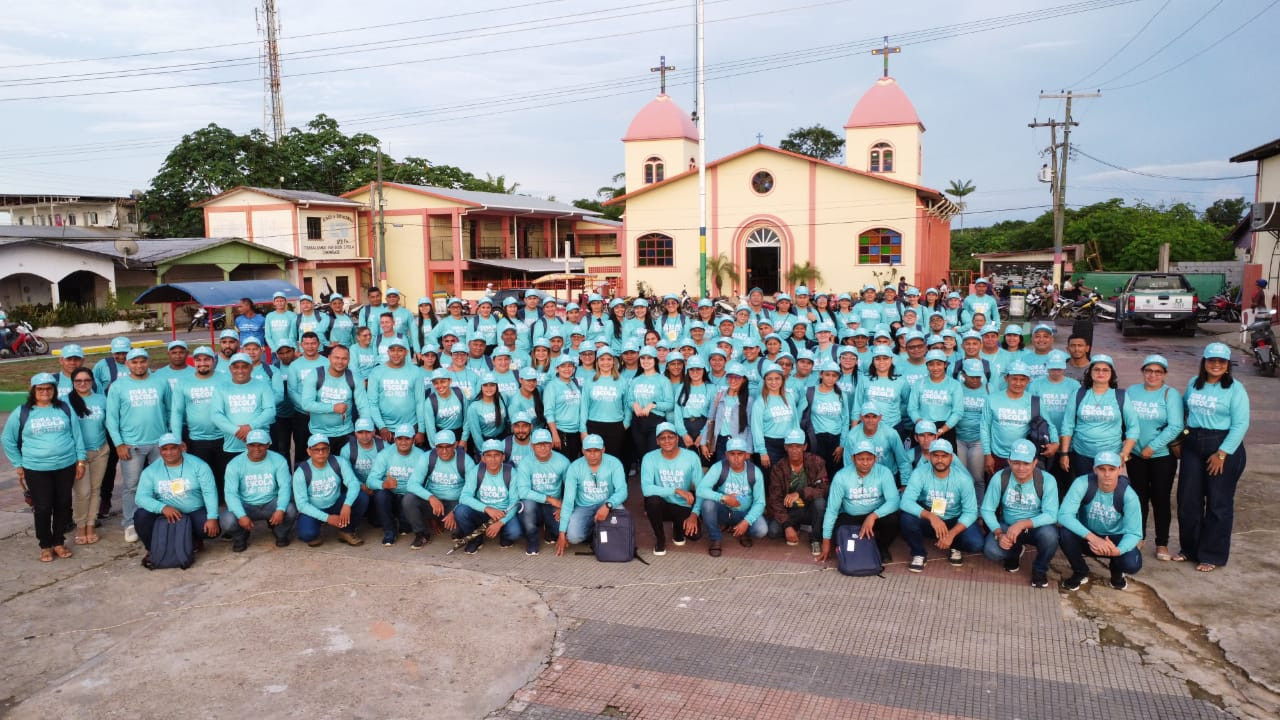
left=115, top=238, right=139, bottom=268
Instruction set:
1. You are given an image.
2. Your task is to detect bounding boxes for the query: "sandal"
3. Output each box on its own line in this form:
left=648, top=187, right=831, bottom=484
left=1155, top=546, right=1171, bottom=561
left=39, top=549, right=54, bottom=563
left=52, top=545, right=73, bottom=559
left=1196, top=563, right=1217, bottom=573
left=74, top=535, right=89, bottom=545
left=84, top=532, right=99, bottom=545
left=1170, top=553, right=1189, bottom=562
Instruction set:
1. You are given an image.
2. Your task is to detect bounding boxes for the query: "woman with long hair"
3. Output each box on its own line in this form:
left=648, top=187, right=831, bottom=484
left=543, top=359, right=583, bottom=460
left=626, top=347, right=673, bottom=461
left=664, top=353, right=686, bottom=387
left=527, top=340, right=553, bottom=385
left=624, top=299, right=657, bottom=348
left=856, top=346, right=911, bottom=440
left=1175, top=343, right=1250, bottom=572
left=463, top=375, right=509, bottom=457
left=696, top=299, right=718, bottom=328
left=1000, top=324, right=1027, bottom=364
left=1124, top=354, right=1184, bottom=563
left=656, top=294, right=687, bottom=343
left=674, top=356, right=716, bottom=458
left=411, top=297, right=438, bottom=364
left=1059, top=354, right=1141, bottom=480
left=802, top=361, right=848, bottom=476
left=702, top=364, right=753, bottom=463
left=350, top=326, right=380, bottom=381
left=68, top=367, right=108, bottom=545
left=751, top=364, right=804, bottom=469
left=608, top=298, right=628, bottom=352
left=507, top=367, right=545, bottom=429
left=2, top=373, right=86, bottom=562
left=580, top=348, right=629, bottom=461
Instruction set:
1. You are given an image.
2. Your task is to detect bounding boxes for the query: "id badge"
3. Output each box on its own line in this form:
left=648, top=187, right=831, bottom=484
left=930, top=497, right=947, bottom=515
left=170, top=480, right=187, bottom=496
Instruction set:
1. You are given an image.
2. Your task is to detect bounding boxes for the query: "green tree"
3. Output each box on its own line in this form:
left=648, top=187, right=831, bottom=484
left=704, top=252, right=740, bottom=296
left=1203, top=197, right=1247, bottom=227
left=139, top=123, right=256, bottom=237
left=945, top=179, right=977, bottom=228
left=785, top=261, right=823, bottom=290
left=779, top=125, right=844, bottom=162
left=572, top=172, right=626, bottom=221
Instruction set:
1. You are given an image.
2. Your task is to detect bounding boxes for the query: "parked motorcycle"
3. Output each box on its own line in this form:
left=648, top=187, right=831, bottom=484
left=0, top=320, right=50, bottom=358
left=188, top=307, right=227, bottom=332
left=1248, top=309, right=1278, bottom=377
left=1196, top=294, right=1242, bottom=323
left=1025, top=288, right=1056, bottom=320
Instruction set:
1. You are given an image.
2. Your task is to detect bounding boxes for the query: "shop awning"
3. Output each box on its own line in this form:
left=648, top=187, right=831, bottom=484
left=133, top=279, right=304, bottom=307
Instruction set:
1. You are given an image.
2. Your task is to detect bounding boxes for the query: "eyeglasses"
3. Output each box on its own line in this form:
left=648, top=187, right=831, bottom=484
left=72, top=378, right=93, bottom=383
left=1142, top=368, right=1166, bottom=374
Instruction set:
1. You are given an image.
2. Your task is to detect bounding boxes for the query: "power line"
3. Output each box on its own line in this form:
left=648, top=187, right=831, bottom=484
left=1102, top=0, right=1279, bottom=90
left=1066, top=0, right=1170, bottom=87
left=1074, top=148, right=1255, bottom=180
left=0, top=0, right=1135, bottom=102
left=1093, top=0, right=1222, bottom=87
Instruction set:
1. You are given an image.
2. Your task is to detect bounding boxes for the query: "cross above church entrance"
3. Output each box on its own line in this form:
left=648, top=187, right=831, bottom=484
left=871, top=36, right=900, bottom=77
left=650, top=55, right=676, bottom=94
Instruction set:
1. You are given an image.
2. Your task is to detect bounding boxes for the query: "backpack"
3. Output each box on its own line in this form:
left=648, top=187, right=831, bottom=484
left=835, top=523, right=884, bottom=577
left=428, top=386, right=465, bottom=417
left=315, top=368, right=358, bottom=421
left=108, top=361, right=119, bottom=384
left=17, top=401, right=73, bottom=452
left=345, top=436, right=385, bottom=465
left=299, top=457, right=343, bottom=486
left=148, top=513, right=195, bottom=570
left=1025, top=396, right=1053, bottom=465
left=1080, top=472, right=1129, bottom=520
left=425, top=449, right=467, bottom=479
left=592, top=507, right=637, bottom=563
left=993, top=467, right=1045, bottom=517
left=713, top=462, right=758, bottom=493
left=1074, top=386, right=1127, bottom=437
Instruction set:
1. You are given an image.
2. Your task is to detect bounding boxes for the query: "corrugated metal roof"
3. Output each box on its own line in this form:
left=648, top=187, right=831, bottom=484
left=392, top=184, right=602, bottom=216
left=0, top=225, right=138, bottom=240
left=242, top=187, right=364, bottom=206
left=0, top=236, right=297, bottom=265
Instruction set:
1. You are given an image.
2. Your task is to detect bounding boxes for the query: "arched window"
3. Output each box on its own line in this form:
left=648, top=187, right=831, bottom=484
left=869, top=142, right=894, bottom=173
left=858, top=228, right=901, bottom=265
left=644, top=156, right=665, bottom=184
left=746, top=227, right=781, bottom=248
left=637, top=233, right=674, bottom=267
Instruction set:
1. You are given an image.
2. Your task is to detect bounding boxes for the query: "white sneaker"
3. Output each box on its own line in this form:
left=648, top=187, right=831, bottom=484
left=124, top=525, right=139, bottom=543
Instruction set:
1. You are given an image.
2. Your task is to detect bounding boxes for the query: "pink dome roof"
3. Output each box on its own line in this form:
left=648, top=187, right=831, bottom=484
left=844, top=76, right=923, bottom=130
left=624, top=94, right=698, bottom=141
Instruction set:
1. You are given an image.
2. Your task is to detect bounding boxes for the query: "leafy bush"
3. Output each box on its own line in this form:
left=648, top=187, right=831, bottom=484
left=8, top=295, right=151, bottom=328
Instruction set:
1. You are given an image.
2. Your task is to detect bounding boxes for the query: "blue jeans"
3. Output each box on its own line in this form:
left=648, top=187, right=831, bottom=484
left=133, top=507, right=207, bottom=553
left=373, top=489, right=411, bottom=534
left=564, top=503, right=605, bottom=544
left=454, top=504, right=523, bottom=544
left=219, top=501, right=298, bottom=541
left=1059, top=529, right=1142, bottom=577
left=899, top=512, right=985, bottom=557
left=296, top=492, right=369, bottom=543
left=700, top=500, right=768, bottom=542
left=1177, top=428, right=1245, bottom=566
left=983, top=524, right=1058, bottom=575
left=519, top=500, right=560, bottom=544
left=119, top=443, right=161, bottom=528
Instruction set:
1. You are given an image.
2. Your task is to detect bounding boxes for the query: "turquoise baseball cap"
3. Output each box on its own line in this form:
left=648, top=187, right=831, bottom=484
left=859, top=401, right=881, bottom=417
left=29, top=372, right=57, bottom=387
left=434, top=430, right=456, bottom=446
left=531, top=429, right=553, bottom=444
left=126, top=348, right=149, bottom=361
left=1142, top=354, right=1169, bottom=370
left=393, top=424, right=415, bottom=439
left=655, top=422, right=679, bottom=437
left=219, top=329, right=240, bottom=340
left=1046, top=350, right=1068, bottom=370
left=306, top=434, right=329, bottom=448
left=519, top=367, right=540, bottom=380
left=784, top=429, right=806, bottom=445
left=481, top=439, right=505, bottom=454
left=166, top=340, right=187, bottom=351
left=1008, top=439, right=1037, bottom=464
left=61, top=344, right=84, bottom=358
left=925, top=349, right=947, bottom=364
left=193, top=346, right=216, bottom=358
left=686, top=355, right=706, bottom=370
left=1203, top=343, right=1231, bottom=361
left=914, top=420, right=938, bottom=435
left=158, top=433, right=183, bottom=447
left=355, top=418, right=376, bottom=432
left=928, top=439, right=954, bottom=455
left=725, top=437, right=748, bottom=453
left=511, top=411, right=534, bottom=426
left=583, top=434, right=605, bottom=450
left=1005, top=361, right=1032, bottom=377
left=1094, top=451, right=1122, bottom=468
left=431, top=368, right=452, bottom=381
left=110, top=336, right=132, bottom=353
left=245, top=429, right=271, bottom=445
left=962, top=359, right=986, bottom=377
left=851, top=439, right=877, bottom=456
left=228, top=352, right=251, bottom=365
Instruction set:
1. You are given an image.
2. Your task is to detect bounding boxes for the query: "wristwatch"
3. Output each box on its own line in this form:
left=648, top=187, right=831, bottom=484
left=1217, top=451, right=1227, bottom=460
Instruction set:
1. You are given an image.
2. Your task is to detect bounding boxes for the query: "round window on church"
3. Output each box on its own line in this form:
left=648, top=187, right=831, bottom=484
left=751, top=170, right=775, bottom=195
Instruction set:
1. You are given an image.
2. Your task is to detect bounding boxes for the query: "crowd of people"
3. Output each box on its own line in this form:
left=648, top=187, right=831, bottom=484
left=1, top=281, right=1250, bottom=587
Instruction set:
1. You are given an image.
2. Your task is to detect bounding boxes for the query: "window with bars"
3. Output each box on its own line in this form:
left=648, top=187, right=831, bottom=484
left=306, top=216, right=323, bottom=240
left=858, top=228, right=901, bottom=265
left=636, top=233, right=674, bottom=267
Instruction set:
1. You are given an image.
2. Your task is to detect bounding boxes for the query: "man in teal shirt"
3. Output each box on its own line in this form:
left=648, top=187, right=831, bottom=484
left=816, top=438, right=899, bottom=563
left=106, top=348, right=172, bottom=543
left=1058, top=451, right=1143, bottom=591
left=301, top=344, right=369, bottom=449
left=403, top=430, right=476, bottom=549
left=981, top=439, right=1059, bottom=588
left=133, top=433, right=220, bottom=568
left=366, top=424, right=427, bottom=546
left=218, top=429, right=296, bottom=551
left=457, top=439, right=529, bottom=554
left=555, top=434, right=628, bottom=555
left=211, top=352, right=276, bottom=500
left=517, top=428, right=570, bottom=555
left=640, top=422, right=704, bottom=556
left=697, top=437, right=768, bottom=557
left=899, top=439, right=984, bottom=572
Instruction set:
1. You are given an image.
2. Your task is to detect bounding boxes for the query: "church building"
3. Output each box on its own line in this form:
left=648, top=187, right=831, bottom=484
left=608, top=69, right=956, bottom=296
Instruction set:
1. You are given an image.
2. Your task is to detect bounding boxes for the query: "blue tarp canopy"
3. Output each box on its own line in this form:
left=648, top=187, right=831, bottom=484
left=133, top=279, right=304, bottom=307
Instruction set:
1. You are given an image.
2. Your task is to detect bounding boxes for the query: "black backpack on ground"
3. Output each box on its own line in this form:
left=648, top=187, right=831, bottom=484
left=592, top=507, right=636, bottom=563
left=835, top=524, right=883, bottom=577
left=148, top=514, right=194, bottom=570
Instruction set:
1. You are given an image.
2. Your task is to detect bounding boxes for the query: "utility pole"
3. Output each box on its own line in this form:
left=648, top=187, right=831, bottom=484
left=1029, top=90, right=1099, bottom=288
left=263, top=0, right=285, bottom=142
left=696, top=0, right=708, bottom=298
left=376, top=147, right=387, bottom=285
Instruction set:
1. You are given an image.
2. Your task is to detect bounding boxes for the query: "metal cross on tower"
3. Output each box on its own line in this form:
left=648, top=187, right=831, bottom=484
left=871, top=36, right=900, bottom=78
left=651, top=55, right=676, bottom=94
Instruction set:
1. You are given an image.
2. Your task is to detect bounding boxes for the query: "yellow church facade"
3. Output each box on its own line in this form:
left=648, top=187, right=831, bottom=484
left=609, top=76, right=956, bottom=296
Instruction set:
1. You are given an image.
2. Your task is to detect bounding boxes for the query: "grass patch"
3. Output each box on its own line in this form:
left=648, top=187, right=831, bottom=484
left=0, top=347, right=170, bottom=392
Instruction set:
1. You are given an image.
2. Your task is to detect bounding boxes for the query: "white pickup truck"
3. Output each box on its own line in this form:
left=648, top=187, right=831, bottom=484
left=1116, top=273, right=1198, bottom=337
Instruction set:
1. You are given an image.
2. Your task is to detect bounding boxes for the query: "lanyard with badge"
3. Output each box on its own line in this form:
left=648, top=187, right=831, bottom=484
left=930, top=473, right=951, bottom=515
left=164, top=461, right=187, bottom=497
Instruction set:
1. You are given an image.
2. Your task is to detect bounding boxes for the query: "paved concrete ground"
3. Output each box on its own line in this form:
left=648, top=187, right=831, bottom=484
left=1, top=319, right=1277, bottom=719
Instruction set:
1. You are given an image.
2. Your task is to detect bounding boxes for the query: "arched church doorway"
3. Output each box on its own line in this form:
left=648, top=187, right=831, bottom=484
left=744, top=226, right=781, bottom=295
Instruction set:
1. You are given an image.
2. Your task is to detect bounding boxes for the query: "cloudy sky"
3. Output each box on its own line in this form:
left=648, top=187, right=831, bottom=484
left=0, top=0, right=1273, bottom=225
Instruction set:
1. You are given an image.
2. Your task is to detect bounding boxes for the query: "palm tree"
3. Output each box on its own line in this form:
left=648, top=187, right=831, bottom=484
left=705, top=253, right=740, bottom=297
left=946, top=179, right=976, bottom=227
left=785, top=261, right=823, bottom=291
left=597, top=172, right=626, bottom=201
left=485, top=173, right=520, bottom=194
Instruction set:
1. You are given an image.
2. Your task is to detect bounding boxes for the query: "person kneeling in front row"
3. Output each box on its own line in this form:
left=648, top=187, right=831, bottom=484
left=697, top=437, right=768, bottom=557
left=981, top=439, right=1059, bottom=588
left=293, top=434, right=368, bottom=547
left=219, top=429, right=297, bottom=551
left=1057, top=451, right=1143, bottom=591
left=817, top=438, right=900, bottom=564
left=555, top=435, right=628, bottom=556
left=133, top=434, right=220, bottom=568
left=899, top=439, right=984, bottom=572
